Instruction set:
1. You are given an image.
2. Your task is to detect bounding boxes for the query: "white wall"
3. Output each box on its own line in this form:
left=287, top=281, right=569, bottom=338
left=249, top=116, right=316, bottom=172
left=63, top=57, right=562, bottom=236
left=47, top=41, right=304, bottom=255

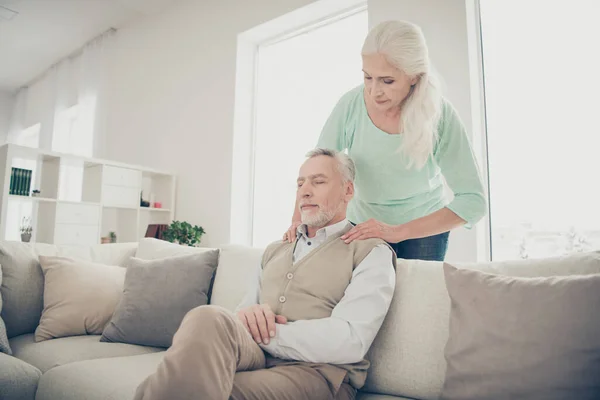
left=103, top=0, right=317, bottom=247
left=369, top=0, right=489, bottom=262
left=0, top=91, right=14, bottom=143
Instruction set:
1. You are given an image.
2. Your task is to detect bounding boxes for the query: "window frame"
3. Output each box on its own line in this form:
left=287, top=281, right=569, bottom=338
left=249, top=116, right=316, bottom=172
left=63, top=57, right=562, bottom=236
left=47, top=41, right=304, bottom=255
left=230, top=0, right=368, bottom=246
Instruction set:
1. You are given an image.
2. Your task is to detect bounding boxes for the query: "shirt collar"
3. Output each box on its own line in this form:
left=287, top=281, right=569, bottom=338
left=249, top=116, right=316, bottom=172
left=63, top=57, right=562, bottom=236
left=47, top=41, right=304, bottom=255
left=296, top=218, right=350, bottom=240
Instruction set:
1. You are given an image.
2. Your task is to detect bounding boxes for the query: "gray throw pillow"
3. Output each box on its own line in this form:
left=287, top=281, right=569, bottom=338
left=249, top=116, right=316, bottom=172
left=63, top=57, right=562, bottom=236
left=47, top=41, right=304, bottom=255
left=100, top=250, right=219, bottom=348
left=0, top=267, right=12, bottom=355
left=0, top=242, right=44, bottom=339
left=441, top=262, right=600, bottom=400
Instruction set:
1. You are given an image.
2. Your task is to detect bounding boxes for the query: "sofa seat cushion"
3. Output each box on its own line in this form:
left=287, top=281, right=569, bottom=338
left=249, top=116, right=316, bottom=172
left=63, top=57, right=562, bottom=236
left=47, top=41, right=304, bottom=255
left=0, top=352, right=42, bottom=400
left=36, top=352, right=165, bottom=400
left=9, top=334, right=163, bottom=373
left=357, top=393, right=416, bottom=400
left=33, top=353, right=412, bottom=400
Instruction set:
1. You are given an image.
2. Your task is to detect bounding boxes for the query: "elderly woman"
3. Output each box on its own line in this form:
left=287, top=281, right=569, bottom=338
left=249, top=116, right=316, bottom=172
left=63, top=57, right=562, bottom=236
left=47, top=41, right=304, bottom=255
left=285, top=20, right=487, bottom=261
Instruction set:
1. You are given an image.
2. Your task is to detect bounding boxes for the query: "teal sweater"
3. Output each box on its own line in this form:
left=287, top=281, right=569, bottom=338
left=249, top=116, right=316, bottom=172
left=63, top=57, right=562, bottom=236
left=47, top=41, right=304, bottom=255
left=317, top=85, right=487, bottom=228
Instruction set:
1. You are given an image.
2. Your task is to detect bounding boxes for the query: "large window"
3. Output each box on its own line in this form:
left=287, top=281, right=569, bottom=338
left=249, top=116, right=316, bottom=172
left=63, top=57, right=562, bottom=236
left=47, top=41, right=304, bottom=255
left=250, top=9, right=368, bottom=247
left=480, top=0, right=600, bottom=260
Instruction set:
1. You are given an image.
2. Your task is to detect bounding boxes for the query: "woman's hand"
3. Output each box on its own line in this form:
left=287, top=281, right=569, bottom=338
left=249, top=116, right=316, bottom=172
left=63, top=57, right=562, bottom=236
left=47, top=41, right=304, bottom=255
left=341, top=218, right=402, bottom=243
left=283, top=220, right=302, bottom=243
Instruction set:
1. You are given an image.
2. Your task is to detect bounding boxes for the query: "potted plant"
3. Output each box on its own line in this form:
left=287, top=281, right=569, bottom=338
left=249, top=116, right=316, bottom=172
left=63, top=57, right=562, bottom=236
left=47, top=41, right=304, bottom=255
left=109, top=231, right=117, bottom=243
left=162, top=220, right=205, bottom=247
left=20, top=217, right=32, bottom=242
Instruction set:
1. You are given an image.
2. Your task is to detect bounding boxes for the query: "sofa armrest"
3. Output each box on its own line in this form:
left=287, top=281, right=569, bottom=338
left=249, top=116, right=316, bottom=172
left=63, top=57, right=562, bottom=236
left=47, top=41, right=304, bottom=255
left=0, top=352, right=42, bottom=400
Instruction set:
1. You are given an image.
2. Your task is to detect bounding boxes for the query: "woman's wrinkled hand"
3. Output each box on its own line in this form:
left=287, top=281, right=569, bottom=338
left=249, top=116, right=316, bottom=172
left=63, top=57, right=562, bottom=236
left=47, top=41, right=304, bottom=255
left=341, top=218, right=400, bottom=243
left=283, top=220, right=302, bottom=243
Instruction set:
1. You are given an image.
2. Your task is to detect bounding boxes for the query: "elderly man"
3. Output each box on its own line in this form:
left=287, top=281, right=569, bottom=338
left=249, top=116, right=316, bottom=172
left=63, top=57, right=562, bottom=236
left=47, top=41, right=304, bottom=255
left=134, top=148, right=396, bottom=400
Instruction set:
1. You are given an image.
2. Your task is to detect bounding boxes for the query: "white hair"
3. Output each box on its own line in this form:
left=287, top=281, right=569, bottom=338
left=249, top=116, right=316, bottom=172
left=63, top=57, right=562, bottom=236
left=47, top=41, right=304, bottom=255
left=362, top=20, right=442, bottom=169
left=305, top=148, right=355, bottom=184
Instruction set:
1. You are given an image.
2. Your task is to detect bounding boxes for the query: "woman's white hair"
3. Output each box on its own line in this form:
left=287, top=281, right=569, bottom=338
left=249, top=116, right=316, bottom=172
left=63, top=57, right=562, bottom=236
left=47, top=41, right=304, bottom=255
left=362, top=20, right=442, bottom=169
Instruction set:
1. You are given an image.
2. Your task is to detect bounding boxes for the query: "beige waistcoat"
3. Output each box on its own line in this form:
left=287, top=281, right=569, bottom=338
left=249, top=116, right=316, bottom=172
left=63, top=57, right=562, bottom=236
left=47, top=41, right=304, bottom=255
left=259, top=224, right=396, bottom=390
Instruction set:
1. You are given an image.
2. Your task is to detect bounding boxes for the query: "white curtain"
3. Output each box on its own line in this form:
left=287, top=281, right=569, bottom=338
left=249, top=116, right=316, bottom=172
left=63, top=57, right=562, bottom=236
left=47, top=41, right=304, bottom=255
left=80, top=29, right=115, bottom=159
left=53, top=29, right=115, bottom=158
left=6, top=87, right=28, bottom=144
left=6, top=28, right=115, bottom=157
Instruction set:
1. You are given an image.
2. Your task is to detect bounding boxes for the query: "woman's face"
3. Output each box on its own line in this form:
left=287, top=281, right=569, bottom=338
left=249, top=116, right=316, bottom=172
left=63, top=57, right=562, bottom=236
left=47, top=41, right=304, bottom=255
left=362, top=53, right=416, bottom=112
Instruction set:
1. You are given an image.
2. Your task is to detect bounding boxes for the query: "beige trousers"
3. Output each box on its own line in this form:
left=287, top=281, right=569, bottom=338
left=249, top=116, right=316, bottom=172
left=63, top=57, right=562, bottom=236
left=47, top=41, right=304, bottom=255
left=133, top=305, right=356, bottom=400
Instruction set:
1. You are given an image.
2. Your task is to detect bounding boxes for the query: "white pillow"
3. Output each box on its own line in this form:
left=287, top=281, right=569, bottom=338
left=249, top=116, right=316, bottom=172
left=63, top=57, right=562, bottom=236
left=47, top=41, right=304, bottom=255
left=135, top=237, right=215, bottom=260
left=209, top=244, right=264, bottom=313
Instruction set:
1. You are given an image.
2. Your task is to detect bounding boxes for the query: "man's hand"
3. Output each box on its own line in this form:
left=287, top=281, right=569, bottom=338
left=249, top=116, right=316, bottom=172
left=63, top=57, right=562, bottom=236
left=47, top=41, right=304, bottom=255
left=237, top=304, right=288, bottom=345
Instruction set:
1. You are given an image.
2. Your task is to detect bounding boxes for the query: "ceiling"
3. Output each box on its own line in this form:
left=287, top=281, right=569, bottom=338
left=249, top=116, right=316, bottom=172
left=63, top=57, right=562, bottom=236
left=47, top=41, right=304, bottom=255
left=0, top=0, right=180, bottom=92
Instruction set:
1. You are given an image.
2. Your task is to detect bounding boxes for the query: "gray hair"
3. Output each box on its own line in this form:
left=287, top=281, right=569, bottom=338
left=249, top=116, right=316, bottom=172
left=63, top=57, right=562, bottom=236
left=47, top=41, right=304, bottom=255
left=305, top=148, right=356, bottom=184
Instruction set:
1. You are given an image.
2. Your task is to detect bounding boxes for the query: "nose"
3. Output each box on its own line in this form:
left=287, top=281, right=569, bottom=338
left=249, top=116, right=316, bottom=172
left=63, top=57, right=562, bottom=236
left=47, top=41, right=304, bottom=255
left=298, top=184, right=312, bottom=199
left=371, top=80, right=384, bottom=96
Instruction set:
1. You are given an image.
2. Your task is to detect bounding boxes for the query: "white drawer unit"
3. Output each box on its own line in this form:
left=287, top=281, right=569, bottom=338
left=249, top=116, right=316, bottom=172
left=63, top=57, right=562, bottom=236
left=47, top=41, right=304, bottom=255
left=55, top=202, right=101, bottom=225
left=54, top=223, right=99, bottom=246
left=102, top=185, right=140, bottom=208
left=103, top=165, right=141, bottom=188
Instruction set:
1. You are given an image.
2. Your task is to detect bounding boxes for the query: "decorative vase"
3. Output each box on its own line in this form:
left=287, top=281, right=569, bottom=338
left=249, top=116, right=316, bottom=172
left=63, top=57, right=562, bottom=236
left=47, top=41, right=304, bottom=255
left=21, top=233, right=31, bottom=243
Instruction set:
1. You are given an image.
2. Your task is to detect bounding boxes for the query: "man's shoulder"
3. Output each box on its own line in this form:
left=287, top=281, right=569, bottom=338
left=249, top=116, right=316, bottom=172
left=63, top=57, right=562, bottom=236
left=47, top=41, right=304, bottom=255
left=349, top=239, right=396, bottom=269
left=348, top=237, right=388, bottom=251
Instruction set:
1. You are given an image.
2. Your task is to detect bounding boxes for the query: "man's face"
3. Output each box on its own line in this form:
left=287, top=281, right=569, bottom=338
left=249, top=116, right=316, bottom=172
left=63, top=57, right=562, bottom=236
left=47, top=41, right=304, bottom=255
left=296, top=155, right=353, bottom=228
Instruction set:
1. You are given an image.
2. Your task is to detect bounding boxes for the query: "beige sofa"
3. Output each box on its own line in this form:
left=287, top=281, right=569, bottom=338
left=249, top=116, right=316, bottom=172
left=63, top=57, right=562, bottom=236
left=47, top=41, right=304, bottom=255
left=1, top=238, right=598, bottom=400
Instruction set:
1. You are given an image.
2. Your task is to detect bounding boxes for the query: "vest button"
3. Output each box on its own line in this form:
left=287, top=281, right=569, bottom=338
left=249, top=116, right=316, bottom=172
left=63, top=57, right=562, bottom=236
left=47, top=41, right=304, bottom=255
left=287, top=273, right=293, bottom=279
left=279, top=296, right=286, bottom=303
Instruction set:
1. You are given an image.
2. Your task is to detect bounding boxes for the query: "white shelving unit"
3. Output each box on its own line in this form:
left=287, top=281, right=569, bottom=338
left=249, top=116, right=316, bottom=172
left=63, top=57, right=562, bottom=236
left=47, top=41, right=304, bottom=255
left=0, top=143, right=176, bottom=246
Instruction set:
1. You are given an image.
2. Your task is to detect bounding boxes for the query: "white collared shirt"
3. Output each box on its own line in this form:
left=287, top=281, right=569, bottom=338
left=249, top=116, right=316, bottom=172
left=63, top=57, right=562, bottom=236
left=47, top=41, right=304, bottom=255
left=235, top=219, right=396, bottom=365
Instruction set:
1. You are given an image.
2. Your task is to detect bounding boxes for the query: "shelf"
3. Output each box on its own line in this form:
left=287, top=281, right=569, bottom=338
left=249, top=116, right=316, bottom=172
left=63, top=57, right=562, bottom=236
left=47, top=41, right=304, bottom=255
left=101, top=207, right=138, bottom=243
left=57, top=200, right=101, bottom=207
left=140, top=207, right=171, bottom=212
left=103, top=205, right=139, bottom=210
left=8, top=196, right=104, bottom=208
left=9, top=195, right=56, bottom=203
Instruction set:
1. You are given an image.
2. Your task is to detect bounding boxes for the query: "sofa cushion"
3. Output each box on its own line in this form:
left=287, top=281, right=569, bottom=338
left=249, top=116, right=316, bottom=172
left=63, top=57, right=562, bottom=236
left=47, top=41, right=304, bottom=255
left=35, top=352, right=165, bottom=400
left=35, top=256, right=126, bottom=342
left=33, top=352, right=414, bottom=400
left=362, top=250, right=600, bottom=400
left=441, top=264, right=600, bottom=400
left=0, top=351, right=42, bottom=400
left=9, top=333, right=163, bottom=373
left=101, top=251, right=219, bottom=348
left=135, top=237, right=215, bottom=260
left=0, top=266, right=11, bottom=354
left=357, top=394, right=416, bottom=400
left=0, top=242, right=47, bottom=338
left=0, top=241, right=137, bottom=338
left=210, top=244, right=265, bottom=312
